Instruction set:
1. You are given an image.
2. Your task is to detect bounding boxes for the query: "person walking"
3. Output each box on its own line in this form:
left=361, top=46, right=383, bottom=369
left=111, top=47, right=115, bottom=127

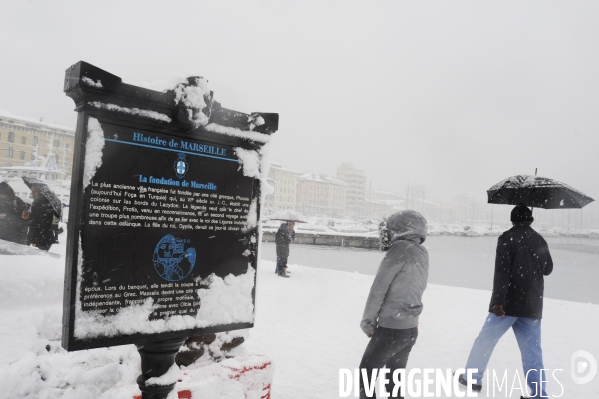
left=24, top=186, right=57, bottom=251
left=275, top=221, right=295, bottom=277
left=0, top=182, right=30, bottom=244
left=359, top=210, right=429, bottom=398
left=458, top=204, right=553, bottom=398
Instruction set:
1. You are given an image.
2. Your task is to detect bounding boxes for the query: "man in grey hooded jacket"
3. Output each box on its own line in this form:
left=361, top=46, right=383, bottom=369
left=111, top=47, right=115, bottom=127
left=359, top=210, right=429, bottom=399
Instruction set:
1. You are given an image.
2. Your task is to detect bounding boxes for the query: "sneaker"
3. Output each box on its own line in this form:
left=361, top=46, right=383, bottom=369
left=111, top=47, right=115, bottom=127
left=458, top=374, right=482, bottom=392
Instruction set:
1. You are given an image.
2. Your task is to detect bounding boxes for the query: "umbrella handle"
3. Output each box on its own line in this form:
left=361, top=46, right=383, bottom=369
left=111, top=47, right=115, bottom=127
left=531, top=168, right=537, bottom=215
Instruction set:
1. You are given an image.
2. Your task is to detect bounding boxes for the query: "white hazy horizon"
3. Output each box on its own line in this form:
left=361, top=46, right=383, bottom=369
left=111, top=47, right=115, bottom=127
left=1, top=1, right=598, bottom=205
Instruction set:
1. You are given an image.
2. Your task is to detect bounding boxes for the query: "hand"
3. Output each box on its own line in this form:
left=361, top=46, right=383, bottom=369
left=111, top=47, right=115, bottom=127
left=0, top=213, right=5, bottom=219
left=30, top=244, right=37, bottom=248
left=492, top=304, right=505, bottom=317
left=22, top=210, right=30, bottom=220
left=369, top=329, right=375, bottom=337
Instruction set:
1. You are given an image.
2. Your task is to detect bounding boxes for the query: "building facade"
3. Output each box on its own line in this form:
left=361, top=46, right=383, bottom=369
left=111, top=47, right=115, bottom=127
left=297, top=173, right=346, bottom=218
left=263, top=162, right=301, bottom=216
left=0, top=111, right=75, bottom=174
left=336, top=162, right=367, bottom=219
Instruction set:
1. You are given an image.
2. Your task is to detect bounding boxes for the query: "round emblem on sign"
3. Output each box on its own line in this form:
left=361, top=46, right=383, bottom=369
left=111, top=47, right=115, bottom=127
left=174, top=153, right=189, bottom=179
left=153, top=234, right=197, bottom=282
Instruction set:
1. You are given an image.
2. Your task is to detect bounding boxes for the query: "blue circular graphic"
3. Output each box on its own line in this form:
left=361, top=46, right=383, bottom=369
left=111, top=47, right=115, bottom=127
left=153, top=234, right=197, bottom=282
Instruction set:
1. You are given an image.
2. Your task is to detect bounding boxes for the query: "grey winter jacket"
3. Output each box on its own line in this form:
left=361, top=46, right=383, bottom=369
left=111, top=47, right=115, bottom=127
left=360, top=210, right=429, bottom=336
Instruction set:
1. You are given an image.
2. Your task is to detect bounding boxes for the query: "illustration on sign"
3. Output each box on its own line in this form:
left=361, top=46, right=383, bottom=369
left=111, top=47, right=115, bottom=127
left=174, top=153, right=189, bottom=179
left=152, top=234, right=197, bottom=282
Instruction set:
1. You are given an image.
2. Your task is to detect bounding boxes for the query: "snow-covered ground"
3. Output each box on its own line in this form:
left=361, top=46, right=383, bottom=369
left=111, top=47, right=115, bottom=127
left=1, top=238, right=598, bottom=398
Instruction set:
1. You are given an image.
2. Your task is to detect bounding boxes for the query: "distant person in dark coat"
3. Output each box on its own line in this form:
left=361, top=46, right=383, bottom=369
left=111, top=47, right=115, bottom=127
left=0, top=182, right=30, bottom=244
left=459, top=204, right=553, bottom=398
left=275, top=221, right=295, bottom=277
left=24, top=186, right=57, bottom=251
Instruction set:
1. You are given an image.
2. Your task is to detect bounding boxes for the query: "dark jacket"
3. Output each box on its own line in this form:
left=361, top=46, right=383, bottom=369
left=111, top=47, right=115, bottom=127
left=489, top=224, right=553, bottom=319
left=275, top=223, right=294, bottom=258
left=361, top=210, right=429, bottom=335
left=26, top=195, right=56, bottom=250
left=0, top=182, right=30, bottom=244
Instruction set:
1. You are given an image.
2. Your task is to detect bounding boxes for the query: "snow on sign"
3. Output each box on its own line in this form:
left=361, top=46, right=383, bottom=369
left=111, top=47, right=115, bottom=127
left=62, top=61, right=278, bottom=351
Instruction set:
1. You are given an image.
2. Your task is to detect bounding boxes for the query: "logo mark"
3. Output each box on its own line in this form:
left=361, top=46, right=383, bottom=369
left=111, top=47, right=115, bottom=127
left=174, top=153, right=189, bottom=179
left=153, top=234, right=196, bottom=282
left=571, top=350, right=597, bottom=384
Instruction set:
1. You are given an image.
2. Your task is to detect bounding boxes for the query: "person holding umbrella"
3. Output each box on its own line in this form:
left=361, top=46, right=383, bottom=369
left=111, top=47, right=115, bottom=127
left=275, top=221, right=295, bottom=278
left=458, top=174, right=594, bottom=396
left=268, top=209, right=306, bottom=277
left=457, top=171, right=597, bottom=398
left=22, top=178, right=61, bottom=251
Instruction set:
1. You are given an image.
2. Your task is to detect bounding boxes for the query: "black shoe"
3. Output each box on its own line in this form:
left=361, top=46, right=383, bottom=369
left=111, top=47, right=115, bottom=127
left=458, top=374, right=482, bottom=392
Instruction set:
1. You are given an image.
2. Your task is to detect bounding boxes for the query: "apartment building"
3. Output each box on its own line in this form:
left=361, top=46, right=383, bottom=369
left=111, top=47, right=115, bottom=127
left=263, top=162, right=301, bottom=215
left=336, top=162, right=367, bottom=218
left=297, top=173, right=346, bottom=218
left=0, top=111, right=75, bottom=173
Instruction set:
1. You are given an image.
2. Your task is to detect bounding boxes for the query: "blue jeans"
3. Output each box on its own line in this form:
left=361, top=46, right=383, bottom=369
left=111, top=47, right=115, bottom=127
left=464, top=313, right=547, bottom=398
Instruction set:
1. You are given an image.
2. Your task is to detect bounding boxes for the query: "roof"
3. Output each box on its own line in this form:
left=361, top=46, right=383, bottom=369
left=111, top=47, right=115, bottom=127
left=0, top=110, right=75, bottom=133
left=300, top=173, right=346, bottom=186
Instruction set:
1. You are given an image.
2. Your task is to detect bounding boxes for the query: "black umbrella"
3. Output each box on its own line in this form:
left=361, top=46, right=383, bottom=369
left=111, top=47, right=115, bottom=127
left=487, top=175, right=594, bottom=209
left=22, top=177, right=63, bottom=220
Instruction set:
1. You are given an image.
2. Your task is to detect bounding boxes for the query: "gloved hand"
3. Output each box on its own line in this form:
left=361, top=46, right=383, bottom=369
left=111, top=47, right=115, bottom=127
left=360, top=319, right=377, bottom=337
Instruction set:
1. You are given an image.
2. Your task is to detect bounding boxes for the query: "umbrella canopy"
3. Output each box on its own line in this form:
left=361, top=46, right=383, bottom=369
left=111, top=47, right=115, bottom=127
left=22, top=177, right=63, bottom=220
left=266, top=209, right=308, bottom=223
left=487, top=175, right=594, bottom=209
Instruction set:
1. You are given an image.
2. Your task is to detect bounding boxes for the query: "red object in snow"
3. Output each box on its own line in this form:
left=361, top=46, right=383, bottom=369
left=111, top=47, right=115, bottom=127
left=132, top=355, right=273, bottom=399
left=132, top=392, right=190, bottom=399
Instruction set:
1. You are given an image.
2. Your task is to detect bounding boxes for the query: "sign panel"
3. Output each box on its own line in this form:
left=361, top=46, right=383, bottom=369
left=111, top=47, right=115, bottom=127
left=62, top=62, right=277, bottom=350
left=81, top=123, right=253, bottom=320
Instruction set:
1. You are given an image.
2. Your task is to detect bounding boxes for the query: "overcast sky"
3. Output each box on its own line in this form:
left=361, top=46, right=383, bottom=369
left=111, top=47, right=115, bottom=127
left=2, top=0, right=598, bottom=203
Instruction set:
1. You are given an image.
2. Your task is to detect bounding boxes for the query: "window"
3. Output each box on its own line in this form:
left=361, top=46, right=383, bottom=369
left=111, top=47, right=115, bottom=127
left=33, top=136, right=38, bottom=146
left=7, top=147, right=13, bottom=158
left=65, top=143, right=69, bottom=149
left=21, top=137, right=26, bottom=145
left=54, top=140, right=60, bottom=148
left=8, top=132, right=14, bottom=143
left=20, top=151, right=25, bottom=160
left=56, top=154, right=59, bottom=164
left=31, top=152, right=35, bottom=160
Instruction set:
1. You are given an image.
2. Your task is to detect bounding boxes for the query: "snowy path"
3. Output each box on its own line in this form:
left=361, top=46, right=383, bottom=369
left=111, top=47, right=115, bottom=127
left=1, top=251, right=598, bottom=397
left=249, top=261, right=599, bottom=398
